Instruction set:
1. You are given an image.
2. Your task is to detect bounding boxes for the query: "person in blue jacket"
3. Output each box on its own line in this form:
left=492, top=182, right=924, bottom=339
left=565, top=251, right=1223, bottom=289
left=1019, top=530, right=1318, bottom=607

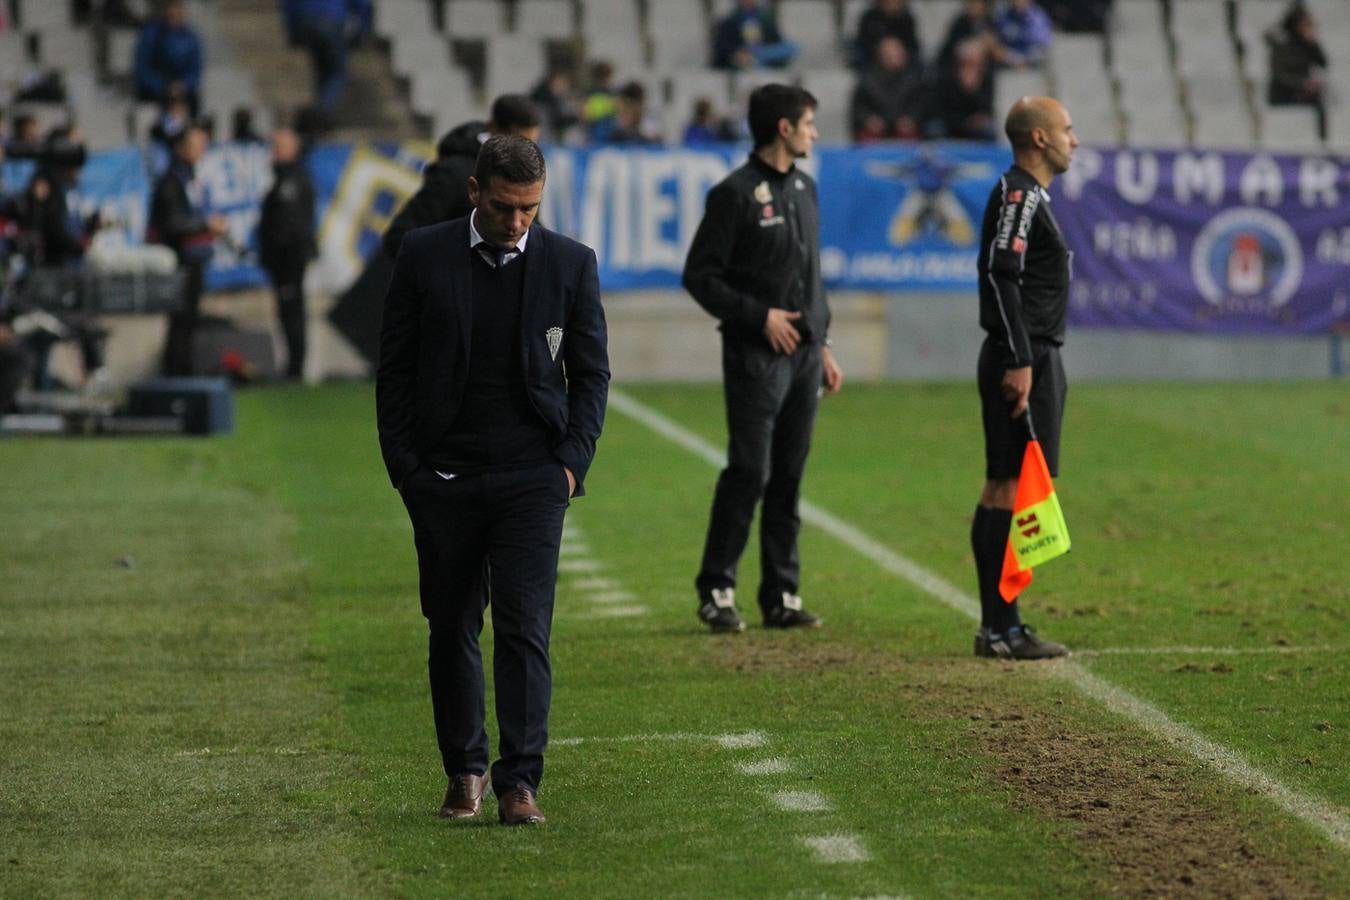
left=134, top=0, right=203, bottom=114
left=282, top=0, right=373, bottom=120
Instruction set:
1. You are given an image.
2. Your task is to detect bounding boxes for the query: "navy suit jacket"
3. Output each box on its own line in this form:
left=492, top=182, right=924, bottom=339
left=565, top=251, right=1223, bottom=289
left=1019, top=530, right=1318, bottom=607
left=376, top=217, right=610, bottom=495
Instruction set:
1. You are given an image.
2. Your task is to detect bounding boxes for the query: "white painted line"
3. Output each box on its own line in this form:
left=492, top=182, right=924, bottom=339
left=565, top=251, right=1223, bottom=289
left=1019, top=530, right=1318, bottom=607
left=553, top=731, right=761, bottom=748
left=589, top=590, right=638, bottom=604
left=570, top=576, right=618, bottom=591
left=611, top=388, right=1350, bottom=853
left=587, top=605, right=649, bottom=618
left=559, top=543, right=592, bottom=557
left=1077, top=645, right=1340, bottom=657
left=801, top=834, right=870, bottom=863
left=714, top=731, right=768, bottom=749
left=736, top=757, right=794, bottom=776
left=770, top=790, right=833, bottom=812
left=558, top=558, right=603, bottom=573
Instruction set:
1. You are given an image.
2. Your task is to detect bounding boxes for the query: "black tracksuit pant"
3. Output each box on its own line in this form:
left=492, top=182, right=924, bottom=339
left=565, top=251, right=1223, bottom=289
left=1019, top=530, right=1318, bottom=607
left=697, top=338, right=822, bottom=613
left=399, top=461, right=569, bottom=793
left=268, top=261, right=307, bottom=380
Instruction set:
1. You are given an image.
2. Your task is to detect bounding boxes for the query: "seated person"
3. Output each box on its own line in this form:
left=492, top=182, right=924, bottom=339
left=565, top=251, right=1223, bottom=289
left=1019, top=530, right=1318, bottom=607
left=855, top=0, right=921, bottom=70
left=1267, top=3, right=1327, bottom=106
left=851, top=37, right=925, bottom=141
left=595, top=82, right=659, bottom=145
left=995, top=0, right=1054, bottom=67
left=937, top=0, right=1008, bottom=74
left=926, top=39, right=996, bottom=141
left=683, top=97, right=739, bottom=144
left=712, top=0, right=798, bottom=70
left=134, top=0, right=203, bottom=114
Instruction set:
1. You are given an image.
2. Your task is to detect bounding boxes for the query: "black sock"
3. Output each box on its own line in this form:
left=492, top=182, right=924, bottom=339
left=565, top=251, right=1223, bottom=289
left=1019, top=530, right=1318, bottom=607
left=972, top=505, right=1021, bottom=633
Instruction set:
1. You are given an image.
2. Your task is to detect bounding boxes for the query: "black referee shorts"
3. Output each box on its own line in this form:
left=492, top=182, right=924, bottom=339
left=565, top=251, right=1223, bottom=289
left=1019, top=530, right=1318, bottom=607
left=978, top=337, right=1066, bottom=479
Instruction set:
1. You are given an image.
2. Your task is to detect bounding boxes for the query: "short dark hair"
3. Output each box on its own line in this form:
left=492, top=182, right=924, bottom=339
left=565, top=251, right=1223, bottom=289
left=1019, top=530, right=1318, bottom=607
left=747, top=84, right=817, bottom=149
left=490, top=95, right=542, bottom=133
left=474, top=134, right=546, bottom=189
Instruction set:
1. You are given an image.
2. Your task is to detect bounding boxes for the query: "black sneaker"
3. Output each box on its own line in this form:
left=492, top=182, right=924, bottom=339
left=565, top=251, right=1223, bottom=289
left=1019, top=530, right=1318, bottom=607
left=698, top=587, right=745, bottom=633
left=763, top=593, right=822, bottom=629
left=975, top=624, right=1069, bottom=660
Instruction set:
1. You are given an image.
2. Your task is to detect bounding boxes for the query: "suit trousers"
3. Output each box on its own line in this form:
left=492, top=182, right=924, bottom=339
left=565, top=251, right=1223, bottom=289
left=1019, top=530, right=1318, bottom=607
left=399, top=461, right=569, bottom=793
left=268, top=261, right=307, bottom=380
left=697, top=339, right=822, bottom=612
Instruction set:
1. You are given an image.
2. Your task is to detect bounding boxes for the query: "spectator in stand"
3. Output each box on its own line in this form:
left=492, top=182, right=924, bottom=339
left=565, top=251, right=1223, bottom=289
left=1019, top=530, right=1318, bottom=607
left=854, top=0, right=920, bottom=70
left=232, top=107, right=265, bottom=144
left=282, top=0, right=373, bottom=124
left=601, top=82, right=659, bottom=145
left=134, top=0, right=203, bottom=115
left=10, top=113, right=42, bottom=150
left=712, top=0, right=798, bottom=71
left=581, top=61, right=617, bottom=143
left=851, top=36, right=925, bottom=142
left=995, top=0, right=1054, bottom=68
left=927, top=39, right=996, bottom=141
left=937, top=0, right=1007, bottom=75
left=258, top=128, right=316, bottom=381
left=1267, top=3, right=1328, bottom=137
left=683, top=97, right=739, bottom=145
left=382, top=95, right=541, bottom=260
left=529, top=68, right=581, bottom=143
left=1041, top=0, right=1111, bottom=32
left=149, top=124, right=228, bottom=376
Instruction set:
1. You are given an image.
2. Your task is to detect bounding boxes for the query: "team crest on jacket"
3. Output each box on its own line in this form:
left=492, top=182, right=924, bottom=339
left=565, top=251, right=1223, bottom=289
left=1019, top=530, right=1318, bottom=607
left=546, top=326, right=563, bottom=361
left=754, top=181, right=772, bottom=203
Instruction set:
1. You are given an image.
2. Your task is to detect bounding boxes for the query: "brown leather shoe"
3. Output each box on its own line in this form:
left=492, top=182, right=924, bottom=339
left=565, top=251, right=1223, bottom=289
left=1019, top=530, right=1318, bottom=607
left=438, top=773, right=489, bottom=819
left=497, top=784, right=546, bottom=825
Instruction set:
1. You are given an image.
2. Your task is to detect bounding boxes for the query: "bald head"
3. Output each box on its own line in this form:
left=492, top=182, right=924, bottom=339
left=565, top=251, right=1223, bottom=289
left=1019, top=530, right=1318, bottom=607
left=1004, top=96, right=1063, bottom=151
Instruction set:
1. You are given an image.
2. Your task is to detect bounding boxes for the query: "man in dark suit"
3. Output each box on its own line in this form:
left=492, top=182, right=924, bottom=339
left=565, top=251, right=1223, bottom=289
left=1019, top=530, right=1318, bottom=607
left=376, top=134, right=609, bottom=826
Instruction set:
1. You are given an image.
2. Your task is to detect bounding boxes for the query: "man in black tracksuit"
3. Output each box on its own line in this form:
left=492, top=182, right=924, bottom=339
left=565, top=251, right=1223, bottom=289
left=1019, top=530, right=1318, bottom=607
left=381, top=95, right=541, bottom=261
left=258, top=127, right=316, bottom=380
left=971, top=96, right=1078, bottom=660
left=149, top=124, right=227, bottom=376
left=684, top=84, right=844, bottom=634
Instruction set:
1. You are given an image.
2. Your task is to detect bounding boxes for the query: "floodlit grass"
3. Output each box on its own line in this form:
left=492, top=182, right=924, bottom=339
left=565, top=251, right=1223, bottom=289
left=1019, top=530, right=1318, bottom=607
left=1, top=381, right=1346, bottom=897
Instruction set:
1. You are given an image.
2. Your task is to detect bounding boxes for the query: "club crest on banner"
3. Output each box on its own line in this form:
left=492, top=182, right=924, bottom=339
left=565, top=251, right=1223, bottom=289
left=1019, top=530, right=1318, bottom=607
left=1190, top=207, right=1303, bottom=315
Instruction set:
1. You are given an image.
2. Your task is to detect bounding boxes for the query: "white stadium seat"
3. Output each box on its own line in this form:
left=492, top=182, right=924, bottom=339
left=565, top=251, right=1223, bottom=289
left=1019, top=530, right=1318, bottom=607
left=579, top=0, right=641, bottom=37
left=483, top=33, right=546, bottom=96
left=1259, top=105, right=1322, bottom=151
left=375, top=0, right=436, bottom=40
left=513, top=0, right=577, bottom=38
left=445, top=0, right=506, bottom=38
left=777, top=0, right=842, bottom=69
left=391, top=32, right=450, bottom=78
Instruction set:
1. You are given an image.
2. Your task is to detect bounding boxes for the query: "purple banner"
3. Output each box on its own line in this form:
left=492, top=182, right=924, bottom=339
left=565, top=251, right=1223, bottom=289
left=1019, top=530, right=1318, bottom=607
left=1053, top=147, right=1350, bottom=334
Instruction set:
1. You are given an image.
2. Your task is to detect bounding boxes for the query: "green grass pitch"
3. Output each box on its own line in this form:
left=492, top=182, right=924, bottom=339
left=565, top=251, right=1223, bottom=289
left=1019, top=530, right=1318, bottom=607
left=1, top=381, right=1346, bottom=897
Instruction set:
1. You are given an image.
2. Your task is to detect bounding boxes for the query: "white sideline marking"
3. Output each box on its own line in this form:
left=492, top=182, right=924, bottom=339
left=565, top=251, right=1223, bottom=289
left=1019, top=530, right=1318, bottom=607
left=770, top=790, right=833, bottom=812
left=587, top=605, right=649, bottom=618
left=589, top=590, right=638, bottom=604
left=610, top=388, right=1350, bottom=853
left=737, top=757, right=794, bottom=776
left=1077, top=645, right=1340, bottom=657
left=571, top=577, right=618, bottom=591
left=553, top=731, right=761, bottom=748
left=559, top=543, right=592, bottom=557
left=802, top=834, right=870, bottom=863
left=558, top=558, right=602, bottom=573
left=715, top=731, right=768, bottom=749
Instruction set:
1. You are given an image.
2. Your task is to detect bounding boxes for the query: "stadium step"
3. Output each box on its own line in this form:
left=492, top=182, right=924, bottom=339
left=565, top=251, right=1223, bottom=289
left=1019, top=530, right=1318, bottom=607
left=211, top=0, right=422, bottom=141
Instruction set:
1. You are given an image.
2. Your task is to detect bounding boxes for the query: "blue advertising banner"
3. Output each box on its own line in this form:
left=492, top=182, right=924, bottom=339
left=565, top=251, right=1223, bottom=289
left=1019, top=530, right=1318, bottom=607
left=1053, top=146, right=1350, bottom=334
left=11, top=141, right=1348, bottom=335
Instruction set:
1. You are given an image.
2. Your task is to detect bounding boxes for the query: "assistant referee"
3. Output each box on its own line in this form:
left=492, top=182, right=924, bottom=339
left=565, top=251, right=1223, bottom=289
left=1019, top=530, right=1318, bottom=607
left=970, top=96, right=1077, bottom=660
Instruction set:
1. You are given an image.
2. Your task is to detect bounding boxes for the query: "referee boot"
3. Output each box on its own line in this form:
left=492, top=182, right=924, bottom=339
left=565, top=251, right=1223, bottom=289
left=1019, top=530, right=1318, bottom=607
left=763, top=592, right=822, bottom=629
left=975, top=624, right=1068, bottom=660
left=698, top=587, right=746, bottom=633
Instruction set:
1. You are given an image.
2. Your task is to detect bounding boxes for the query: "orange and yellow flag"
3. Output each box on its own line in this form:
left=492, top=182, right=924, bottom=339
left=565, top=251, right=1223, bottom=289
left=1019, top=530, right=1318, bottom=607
left=999, top=439, right=1072, bottom=602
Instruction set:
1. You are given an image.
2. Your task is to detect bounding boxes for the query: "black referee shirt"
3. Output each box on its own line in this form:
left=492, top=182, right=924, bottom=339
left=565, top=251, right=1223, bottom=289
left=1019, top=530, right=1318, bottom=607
left=977, top=165, right=1070, bottom=368
left=683, top=154, right=830, bottom=344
